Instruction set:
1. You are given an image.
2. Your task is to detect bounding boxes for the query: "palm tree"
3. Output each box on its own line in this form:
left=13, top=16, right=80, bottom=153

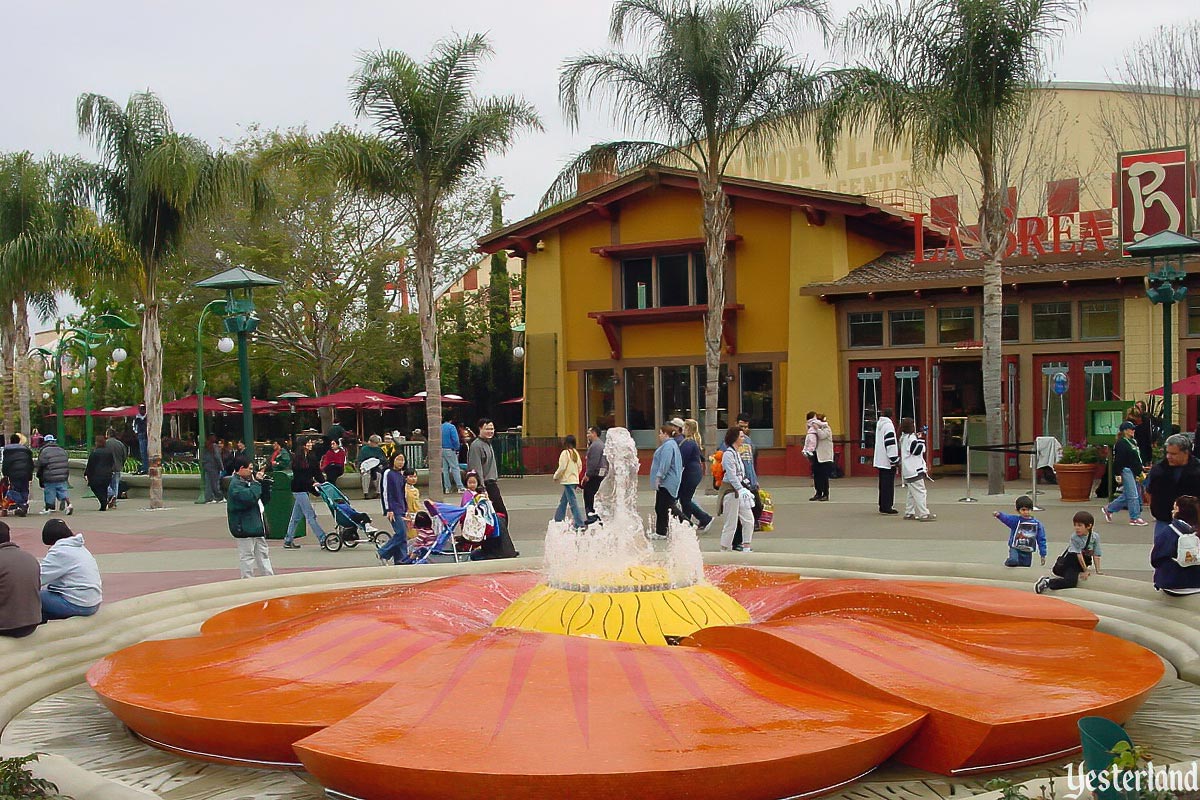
left=288, top=37, right=540, bottom=493
left=51, top=91, right=265, bottom=507
left=0, top=152, right=72, bottom=436
left=816, top=0, right=1084, bottom=493
left=548, top=0, right=832, bottom=451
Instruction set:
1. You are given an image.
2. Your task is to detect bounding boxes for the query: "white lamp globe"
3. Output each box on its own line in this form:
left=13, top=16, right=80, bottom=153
left=400, top=357, right=412, bottom=368
left=71, top=387, right=80, bottom=396
left=512, top=345, right=525, bottom=360
left=41, top=392, right=50, bottom=400
left=86, top=356, right=97, bottom=370
left=43, top=369, right=55, bottom=381
left=217, top=337, right=235, bottom=354
left=112, top=347, right=128, bottom=363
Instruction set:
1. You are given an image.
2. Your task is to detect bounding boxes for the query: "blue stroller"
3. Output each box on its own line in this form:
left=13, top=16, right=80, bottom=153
left=315, top=482, right=392, bottom=552
left=409, top=496, right=497, bottom=564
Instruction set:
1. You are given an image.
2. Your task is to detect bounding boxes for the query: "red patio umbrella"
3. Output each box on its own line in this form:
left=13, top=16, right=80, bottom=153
left=406, top=392, right=471, bottom=405
left=49, top=406, right=140, bottom=418
left=297, top=386, right=407, bottom=440
left=498, top=396, right=524, bottom=405
left=163, top=395, right=239, bottom=414
left=1149, top=374, right=1200, bottom=396
left=224, top=398, right=284, bottom=415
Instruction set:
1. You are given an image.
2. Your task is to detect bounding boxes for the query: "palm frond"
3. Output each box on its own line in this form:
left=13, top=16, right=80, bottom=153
left=540, top=141, right=681, bottom=209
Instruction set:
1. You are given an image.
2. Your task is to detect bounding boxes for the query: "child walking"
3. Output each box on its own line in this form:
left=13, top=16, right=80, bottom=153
left=994, top=495, right=1047, bottom=567
left=1036, top=511, right=1102, bottom=593
left=898, top=418, right=935, bottom=521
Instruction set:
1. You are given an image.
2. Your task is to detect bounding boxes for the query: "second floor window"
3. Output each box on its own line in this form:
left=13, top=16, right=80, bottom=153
left=621, top=252, right=707, bottom=309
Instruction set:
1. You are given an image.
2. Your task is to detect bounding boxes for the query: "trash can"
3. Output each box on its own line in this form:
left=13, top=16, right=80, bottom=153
left=1078, top=716, right=1133, bottom=800
left=264, top=470, right=303, bottom=540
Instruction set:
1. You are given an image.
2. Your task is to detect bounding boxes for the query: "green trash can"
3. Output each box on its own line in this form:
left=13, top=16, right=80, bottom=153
left=264, top=470, right=304, bottom=540
left=1078, top=716, right=1133, bottom=800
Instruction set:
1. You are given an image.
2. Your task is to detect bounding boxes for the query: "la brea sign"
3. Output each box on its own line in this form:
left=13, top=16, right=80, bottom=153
left=911, top=210, right=1109, bottom=265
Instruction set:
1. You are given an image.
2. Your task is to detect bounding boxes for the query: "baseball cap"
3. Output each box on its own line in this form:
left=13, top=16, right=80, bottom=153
left=42, top=434, right=56, bottom=444
left=1119, top=420, right=1136, bottom=431
left=669, top=417, right=686, bottom=430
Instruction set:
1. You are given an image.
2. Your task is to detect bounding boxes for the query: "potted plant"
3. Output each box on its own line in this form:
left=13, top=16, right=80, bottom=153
left=1055, top=442, right=1102, bottom=502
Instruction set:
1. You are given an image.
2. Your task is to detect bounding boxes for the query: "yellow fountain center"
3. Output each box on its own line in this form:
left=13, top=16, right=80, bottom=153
left=492, top=566, right=751, bottom=646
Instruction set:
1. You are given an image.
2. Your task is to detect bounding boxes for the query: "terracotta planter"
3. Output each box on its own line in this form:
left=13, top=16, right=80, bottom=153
left=1055, top=463, right=1095, bottom=502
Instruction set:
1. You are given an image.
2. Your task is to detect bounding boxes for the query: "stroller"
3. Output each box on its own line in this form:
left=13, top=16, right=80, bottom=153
left=0, top=477, right=27, bottom=517
left=315, top=482, right=391, bottom=552
left=410, top=495, right=497, bottom=564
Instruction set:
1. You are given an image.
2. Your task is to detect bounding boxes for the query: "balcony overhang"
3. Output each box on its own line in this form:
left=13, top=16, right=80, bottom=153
left=587, top=304, right=744, bottom=360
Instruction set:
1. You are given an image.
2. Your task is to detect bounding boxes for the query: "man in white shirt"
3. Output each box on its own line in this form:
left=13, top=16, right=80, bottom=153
left=873, top=408, right=900, bottom=515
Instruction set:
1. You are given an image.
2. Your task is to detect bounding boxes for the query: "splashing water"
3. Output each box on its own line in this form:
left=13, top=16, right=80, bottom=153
left=543, top=427, right=705, bottom=592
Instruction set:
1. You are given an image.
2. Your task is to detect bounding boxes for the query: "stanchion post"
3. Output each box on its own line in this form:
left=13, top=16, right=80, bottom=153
left=1031, top=451, right=1042, bottom=511
left=959, top=444, right=978, bottom=502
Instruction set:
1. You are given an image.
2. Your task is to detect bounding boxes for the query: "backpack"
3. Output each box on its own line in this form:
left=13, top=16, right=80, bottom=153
left=1012, top=521, right=1038, bottom=553
left=711, top=451, right=725, bottom=488
left=1173, top=521, right=1200, bottom=568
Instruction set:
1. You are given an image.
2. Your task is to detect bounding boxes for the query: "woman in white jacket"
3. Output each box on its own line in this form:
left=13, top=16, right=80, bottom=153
left=552, top=435, right=586, bottom=528
left=39, top=519, right=102, bottom=620
left=720, top=427, right=757, bottom=552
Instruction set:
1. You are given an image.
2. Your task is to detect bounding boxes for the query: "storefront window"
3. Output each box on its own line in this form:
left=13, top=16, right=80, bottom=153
left=1080, top=300, right=1120, bottom=340
left=584, top=370, right=616, bottom=430
left=692, top=253, right=708, bottom=306
left=895, top=365, right=920, bottom=426
left=659, top=365, right=692, bottom=423
left=1002, top=304, right=1019, bottom=342
left=849, top=312, right=883, bottom=347
left=695, top=364, right=729, bottom=431
left=889, top=310, right=925, bottom=346
left=1033, top=302, right=1072, bottom=341
left=937, top=307, right=975, bottom=344
left=739, top=362, right=774, bottom=445
left=1084, top=359, right=1115, bottom=402
left=624, top=366, right=656, bottom=447
left=1041, top=361, right=1070, bottom=443
left=622, top=259, right=653, bottom=310
left=857, top=366, right=882, bottom=448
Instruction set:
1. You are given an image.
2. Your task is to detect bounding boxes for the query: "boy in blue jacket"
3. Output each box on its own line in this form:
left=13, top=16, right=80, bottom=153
left=994, top=495, right=1047, bottom=567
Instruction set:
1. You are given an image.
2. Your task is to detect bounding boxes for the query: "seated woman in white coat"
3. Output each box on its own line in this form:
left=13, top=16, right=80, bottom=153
left=40, top=519, right=102, bottom=621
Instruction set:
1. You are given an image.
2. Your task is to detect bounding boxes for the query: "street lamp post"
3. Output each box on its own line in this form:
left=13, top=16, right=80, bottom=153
left=34, top=314, right=136, bottom=447
left=1127, top=230, right=1200, bottom=439
left=194, top=267, right=282, bottom=460
left=193, top=299, right=229, bottom=503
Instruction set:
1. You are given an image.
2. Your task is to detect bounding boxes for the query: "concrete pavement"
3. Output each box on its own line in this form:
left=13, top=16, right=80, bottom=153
left=2, top=472, right=1160, bottom=601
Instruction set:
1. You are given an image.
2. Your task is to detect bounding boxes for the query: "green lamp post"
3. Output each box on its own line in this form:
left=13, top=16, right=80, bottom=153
left=1127, top=230, right=1200, bottom=439
left=35, top=313, right=138, bottom=447
left=194, top=267, right=282, bottom=459
left=193, top=299, right=230, bottom=503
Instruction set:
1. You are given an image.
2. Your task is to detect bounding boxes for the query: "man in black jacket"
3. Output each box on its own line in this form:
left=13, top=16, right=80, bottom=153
left=1145, top=433, right=1200, bottom=541
left=1, top=435, right=34, bottom=516
left=35, top=435, right=72, bottom=515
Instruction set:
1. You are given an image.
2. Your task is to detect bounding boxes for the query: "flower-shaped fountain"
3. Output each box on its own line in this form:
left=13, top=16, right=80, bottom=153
left=88, top=429, right=1164, bottom=800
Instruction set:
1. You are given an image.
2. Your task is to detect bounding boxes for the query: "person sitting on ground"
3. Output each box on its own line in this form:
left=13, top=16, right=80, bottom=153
left=39, top=519, right=102, bottom=620
left=0, top=520, right=42, bottom=637
left=1150, top=494, right=1200, bottom=596
left=995, top=495, right=1047, bottom=568
left=1035, top=511, right=1102, bottom=594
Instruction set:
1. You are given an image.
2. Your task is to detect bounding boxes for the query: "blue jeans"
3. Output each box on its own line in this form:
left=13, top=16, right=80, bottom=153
left=284, top=492, right=326, bottom=544
left=5, top=478, right=29, bottom=508
left=378, top=516, right=409, bottom=563
left=42, top=481, right=69, bottom=509
left=442, top=448, right=465, bottom=493
left=41, top=590, right=99, bottom=621
left=554, top=484, right=585, bottom=527
left=1105, top=468, right=1143, bottom=520
left=137, top=435, right=149, bottom=473
left=109, top=471, right=122, bottom=502
left=1004, top=547, right=1033, bottom=567
left=678, top=472, right=712, bottom=527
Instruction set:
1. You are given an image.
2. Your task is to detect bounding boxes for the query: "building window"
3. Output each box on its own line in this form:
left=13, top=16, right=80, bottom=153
left=621, top=252, right=705, bottom=310
left=695, top=364, right=730, bottom=431
left=739, top=363, right=774, bottom=445
left=889, top=310, right=925, bottom=346
left=1002, top=304, right=1019, bottom=342
left=1033, top=302, right=1072, bottom=341
left=1080, top=300, right=1120, bottom=340
left=1189, top=295, right=1200, bottom=335
left=584, top=370, right=616, bottom=430
left=659, top=365, right=692, bottom=423
left=937, top=307, right=975, bottom=344
left=849, top=312, right=884, bottom=347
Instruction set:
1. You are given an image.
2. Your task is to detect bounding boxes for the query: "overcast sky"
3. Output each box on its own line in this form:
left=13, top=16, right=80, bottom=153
left=3, top=1, right=1194, bottom=287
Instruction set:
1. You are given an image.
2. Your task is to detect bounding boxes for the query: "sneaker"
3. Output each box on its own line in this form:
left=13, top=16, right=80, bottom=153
left=903, top=513, right=916, bottom=520
left=809, top=494, right=821, bottom=501
left=817, top=495, right=828, bottom=501
left=1101, top=507, right=1113, bottom=524
left=917, top=514, right=937, bottom=522
left=39, top=509, right=52, bottom=515
left=283, top=541, right=301, bottom=549
left=880, top=508, right=899, bottom=515
left=698, top=519, right=713, bottom=534
left=65, top=504, right=73, bottom=516
left=1034, top=577, right=1050, bottom=594
left=1130, top=518, right=1149, bottom=526
left=740, top=546, right=753, bottom=552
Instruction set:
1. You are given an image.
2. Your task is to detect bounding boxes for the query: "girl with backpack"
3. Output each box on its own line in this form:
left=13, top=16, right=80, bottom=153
left=1150, top=494, right=1200, bottom=596
left=552, top=435, right=586, bottom=528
